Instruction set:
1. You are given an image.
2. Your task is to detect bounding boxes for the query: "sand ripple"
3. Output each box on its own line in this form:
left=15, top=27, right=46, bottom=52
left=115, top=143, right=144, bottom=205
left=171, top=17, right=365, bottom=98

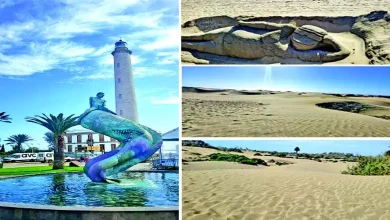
left=182, top=92, right=390, bottom=137
left=183, top=161, right=390, bottom=220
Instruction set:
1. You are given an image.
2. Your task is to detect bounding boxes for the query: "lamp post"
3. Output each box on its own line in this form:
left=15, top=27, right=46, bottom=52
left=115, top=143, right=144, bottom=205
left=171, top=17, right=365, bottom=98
left=86, top=134, right=94, bottom=158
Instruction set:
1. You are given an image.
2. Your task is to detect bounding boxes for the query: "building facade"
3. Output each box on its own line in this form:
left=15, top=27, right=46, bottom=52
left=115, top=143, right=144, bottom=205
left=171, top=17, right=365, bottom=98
left=64, top=129, right=119, bottom=155
left=112, top=39, right=138, bottom=122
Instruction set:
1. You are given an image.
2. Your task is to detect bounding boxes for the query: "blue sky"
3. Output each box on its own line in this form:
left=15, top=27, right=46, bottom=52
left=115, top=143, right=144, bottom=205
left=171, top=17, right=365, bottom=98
left=0, top=0, right=179, bottom=151
left=204, top=140, right=390, bottom=156
left=183, top=66, right=390, bottom=95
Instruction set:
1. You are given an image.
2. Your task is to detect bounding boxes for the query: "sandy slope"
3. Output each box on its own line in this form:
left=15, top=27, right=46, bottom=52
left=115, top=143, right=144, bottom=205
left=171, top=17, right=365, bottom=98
left=182, top=147, right=390, bottom=220
left=182, top=90, right=390, bottom=137
left=182, top=0, right=390, bottom=23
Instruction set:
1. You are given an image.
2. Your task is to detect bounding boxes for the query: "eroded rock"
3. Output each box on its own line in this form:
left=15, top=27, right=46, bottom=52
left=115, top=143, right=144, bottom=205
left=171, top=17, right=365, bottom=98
left=182, top=19, right=351, bottom=63
left=291, top=25, right=328, bottom=50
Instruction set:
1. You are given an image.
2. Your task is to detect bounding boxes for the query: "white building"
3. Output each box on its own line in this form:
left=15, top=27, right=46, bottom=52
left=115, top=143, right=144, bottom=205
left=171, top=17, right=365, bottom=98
left=64, top=128, right=179, bottom=157
left=112, top=39, right=138, bottom=122
left=160, top=127, right=179, bottom=159
left=64, top=129, right=119, bottom=155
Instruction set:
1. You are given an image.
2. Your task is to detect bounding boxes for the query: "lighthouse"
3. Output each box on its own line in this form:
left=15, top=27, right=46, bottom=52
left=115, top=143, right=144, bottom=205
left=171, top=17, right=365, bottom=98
left=111, top=40, right=138, bottom=122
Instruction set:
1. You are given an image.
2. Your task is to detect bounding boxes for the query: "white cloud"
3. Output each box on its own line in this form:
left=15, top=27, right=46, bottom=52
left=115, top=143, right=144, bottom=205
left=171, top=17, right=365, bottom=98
left=0, top=41, right=96, bottom=76
left=0, top=21, right=36, bottom=43
left=38, top=1, right=168, bottom=40
left=133, top=66, right=176, bottom=77
left=0, top=0, right=16, bottom=8
left=132, top=55, right=145, bottom=65
left=151, top=96, right=179, bottom=105
left=7, top=76, right=26, bottom=80
left=92, top=44, right=113, bottom=56
left=70, top=72, right=112, bottom=80
left=47, top=42, right=95, bottom=58
left=155, top=51, right=179, bottom=65
left=138, top=27, right=179, bottom=51
left=0, top=0, right=178, bottom=77
left=0, top=53, right=58, bottom=76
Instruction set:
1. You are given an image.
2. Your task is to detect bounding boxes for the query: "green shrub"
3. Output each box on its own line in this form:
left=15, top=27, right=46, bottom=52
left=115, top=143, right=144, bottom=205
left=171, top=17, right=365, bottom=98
left=254, top=152, right=262, bottom=156
left=252, top=158, right=268, bottom=166
left=190, top=152, right=201, bottom=156
left=276, top=153, right=287, bottom=158
left=342, top=156, right=390, bottom=175
left=241, top=159, right=258, bottom=165
left=219, top=147, right=244, bottom=153
left=275, top=161, right=290, bottom=166
left=300, top=153, right=311, bottom=158
left=208, top=153, right=267, bottom=166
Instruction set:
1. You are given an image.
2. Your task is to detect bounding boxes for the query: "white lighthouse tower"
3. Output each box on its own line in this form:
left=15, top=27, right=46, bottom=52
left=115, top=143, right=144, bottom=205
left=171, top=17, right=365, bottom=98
left=111, top=39, right=138, bottom=122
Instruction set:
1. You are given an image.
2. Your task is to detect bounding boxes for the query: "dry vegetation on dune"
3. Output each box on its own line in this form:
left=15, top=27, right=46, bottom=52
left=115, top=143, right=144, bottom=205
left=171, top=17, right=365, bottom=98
left=182, top=142, right=390, bottom=220
left=183, top=140, right=390, bottom=175
left=182, top=88, right=390, bottom=137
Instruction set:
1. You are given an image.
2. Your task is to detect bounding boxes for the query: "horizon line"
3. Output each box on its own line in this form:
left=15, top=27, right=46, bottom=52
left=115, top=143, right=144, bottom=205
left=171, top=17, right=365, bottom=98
left=182, top=86, right=390, bottom=97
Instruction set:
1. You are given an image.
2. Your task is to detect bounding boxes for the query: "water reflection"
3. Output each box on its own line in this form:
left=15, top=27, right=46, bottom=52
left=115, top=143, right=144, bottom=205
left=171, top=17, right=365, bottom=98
left=0, top=172, right=178, bottom=207
left=47, top=174, right=67, bottom=206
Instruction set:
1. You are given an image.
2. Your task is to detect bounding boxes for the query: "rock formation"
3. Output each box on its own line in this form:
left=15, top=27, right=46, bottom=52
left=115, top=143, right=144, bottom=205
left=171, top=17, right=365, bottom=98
left=182, top=20, right=351, bottom=63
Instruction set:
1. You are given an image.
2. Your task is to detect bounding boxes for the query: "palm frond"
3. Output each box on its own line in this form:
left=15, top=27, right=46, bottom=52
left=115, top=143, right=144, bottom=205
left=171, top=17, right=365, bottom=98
left=26, top=113, right=78, bottom=135
left=0, top=112, right=12, bottom=123
left=4, top=134, right=33, bottom=152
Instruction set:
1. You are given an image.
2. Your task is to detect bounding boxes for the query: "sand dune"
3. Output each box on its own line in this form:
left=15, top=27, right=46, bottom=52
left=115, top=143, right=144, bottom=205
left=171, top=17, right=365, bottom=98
left=182, top=0, right=390, bottom=23
left=182, top=147, right=390, bottom=220
left=182, top=88, right=390, bottom=137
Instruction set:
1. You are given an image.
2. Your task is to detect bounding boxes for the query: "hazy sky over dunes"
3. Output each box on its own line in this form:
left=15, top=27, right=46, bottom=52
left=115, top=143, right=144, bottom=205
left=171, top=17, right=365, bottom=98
left=183, top=66, right=390, bottom=96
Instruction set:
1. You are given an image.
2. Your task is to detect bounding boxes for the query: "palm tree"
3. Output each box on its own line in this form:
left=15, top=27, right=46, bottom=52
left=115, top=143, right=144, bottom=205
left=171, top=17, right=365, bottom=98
left=4, top=134, right=33, bottom=152
left=294, top=146, right=300, bottom=155
left=385, top=146, right=390, bottom=157
left=44, top=132, right=55, bottom=151
left=0, top=112, right=11, bottom=123
left=26, top=114, right=78, bottom=169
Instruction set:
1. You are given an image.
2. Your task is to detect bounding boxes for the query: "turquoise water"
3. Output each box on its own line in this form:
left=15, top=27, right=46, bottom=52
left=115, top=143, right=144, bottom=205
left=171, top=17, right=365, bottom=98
left=0, top=172, right=178, bottom=207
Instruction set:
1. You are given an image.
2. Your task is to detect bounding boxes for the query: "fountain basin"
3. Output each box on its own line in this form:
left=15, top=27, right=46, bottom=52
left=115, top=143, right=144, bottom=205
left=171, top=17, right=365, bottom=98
left=0, top=171, right=179, bottom=220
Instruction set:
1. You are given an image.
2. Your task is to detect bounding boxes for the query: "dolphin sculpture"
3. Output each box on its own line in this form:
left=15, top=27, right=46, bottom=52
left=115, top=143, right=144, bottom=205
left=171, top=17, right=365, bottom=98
left=78, top=93, right=163, bottom=182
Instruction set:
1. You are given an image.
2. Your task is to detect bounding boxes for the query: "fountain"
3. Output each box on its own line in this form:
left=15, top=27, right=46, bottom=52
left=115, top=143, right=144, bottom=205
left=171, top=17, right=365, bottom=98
left=0, top=93, right=179, bottom=220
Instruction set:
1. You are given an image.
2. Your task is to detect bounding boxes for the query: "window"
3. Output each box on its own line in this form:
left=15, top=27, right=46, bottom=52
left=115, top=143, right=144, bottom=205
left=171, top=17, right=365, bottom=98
left=99, top=134, right=105, bottom=142
left=77, top=145, right=82, bottom=152
left=118, top=94, right=122, bottom=99
left=67, top=135, right=72, bottom=143
left=118, top=78, right=121, bottom=83
left=68, top=145, right=72, bottom=153
left=100, top=144, right=105, bottom=152
left=111, top=144, right=116, bottom=151
left=120, top=110, right=123, bottom=115
left=117, top=63, right=120, bottom=68
left=77, top=135, right=82, bottom=143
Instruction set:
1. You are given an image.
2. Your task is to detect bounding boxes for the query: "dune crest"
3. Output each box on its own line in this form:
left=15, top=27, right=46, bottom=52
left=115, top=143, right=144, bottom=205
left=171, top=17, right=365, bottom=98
left=182, top=87, right=390, bottom=137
